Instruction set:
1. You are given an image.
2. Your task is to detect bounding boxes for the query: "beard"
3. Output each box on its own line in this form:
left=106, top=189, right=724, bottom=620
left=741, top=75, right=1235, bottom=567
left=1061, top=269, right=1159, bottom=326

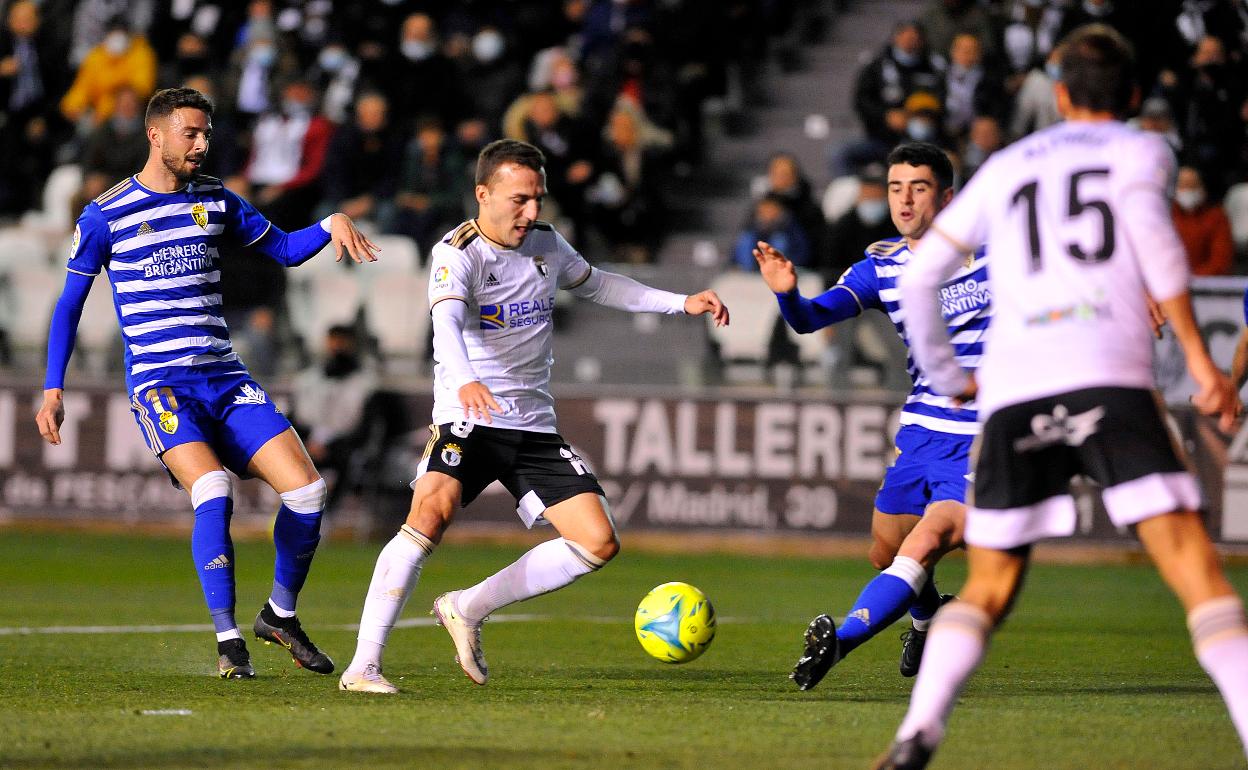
left=161, top=150, right=200, bottom=182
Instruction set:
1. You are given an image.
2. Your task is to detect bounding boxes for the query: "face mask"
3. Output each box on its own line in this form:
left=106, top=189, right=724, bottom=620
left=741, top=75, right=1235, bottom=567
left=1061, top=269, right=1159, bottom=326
left=104, top=31, right=129, bottom=56
left=249, top=45, right=275, bottom=68
left=1045, top=62, right=1061, bottom=81
left=906, top=117, right=935, bottom=141
left=318, top=48, right=348, bottom=72
left=892, top=46, right=920, bottom=67
left=856, top=199, right=889, bottom=225
left=401, top=40, right=434, bottom=61
left=282, top=99, right=311, bottom=117
left=472, top=31, right=504, bottom=63
left=1082, top=0, right=1113, bottom=17
left=963, top=144, right=987, bottom=168
left=1175, top=189, right=1205, bottom=211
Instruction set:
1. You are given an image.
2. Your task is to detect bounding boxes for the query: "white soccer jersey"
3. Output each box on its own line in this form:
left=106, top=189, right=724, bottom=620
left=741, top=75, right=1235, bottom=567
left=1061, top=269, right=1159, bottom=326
left=427, top=219, right=592, bottom=432
left=906, top=121, right=1188, bottom=419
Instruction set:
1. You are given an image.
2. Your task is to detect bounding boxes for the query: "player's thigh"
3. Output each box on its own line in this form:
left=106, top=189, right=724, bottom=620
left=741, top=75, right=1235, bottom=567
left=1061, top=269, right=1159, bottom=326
left=542, top=492, right=619, bottom=558
left=130, top=386, right=220, bottom=491
left=405, top=470, right=464, bottom=541
left=958, top=544, right=1031, bottom=624
left=874, top=426, right=931, bottom=518
left=897, top=500, right=966, bottom=570
left=161, top=441, right=227, bottom=492
left=407, top=422, right=509, bottom=536
left=502, top=432, right=610, bottom=542
left=245, top=427, right=320, bottom=493
left=1136, top=510, right=1235, bottom=612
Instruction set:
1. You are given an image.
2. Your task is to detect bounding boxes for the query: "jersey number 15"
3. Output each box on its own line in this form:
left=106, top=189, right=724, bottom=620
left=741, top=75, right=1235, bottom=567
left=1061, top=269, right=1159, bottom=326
left=1010, top=167, right=1115, bottom=273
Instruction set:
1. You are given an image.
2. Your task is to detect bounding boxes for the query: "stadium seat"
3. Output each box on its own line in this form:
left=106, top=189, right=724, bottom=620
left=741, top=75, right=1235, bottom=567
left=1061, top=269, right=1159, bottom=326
left=1226, top=183, right=1248, bottom=256
left=821, top=175, right=861, bottom=223
left=0, top=227, right=52, bottom=271
left=4, top=265, right=61, bottom=354
left=366, top=235, right=421, bottom=274
left=288, top=272, right=362, bottom=354
left=19, top=164, right=82, bottom=241
left=706, top=272, right=782, bottom=363
left=364, top=272, right=430, bottom=367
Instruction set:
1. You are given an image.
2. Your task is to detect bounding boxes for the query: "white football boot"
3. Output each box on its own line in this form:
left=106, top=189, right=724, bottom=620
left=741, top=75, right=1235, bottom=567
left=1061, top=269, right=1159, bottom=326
left=339, top=663, right=398, bottom=694
left=432, top=591, right=488, bottom=685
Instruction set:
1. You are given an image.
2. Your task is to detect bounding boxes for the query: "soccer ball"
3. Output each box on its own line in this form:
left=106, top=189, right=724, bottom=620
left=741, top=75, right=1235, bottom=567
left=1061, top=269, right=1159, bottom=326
left=634, top=582, right=716, bottom=663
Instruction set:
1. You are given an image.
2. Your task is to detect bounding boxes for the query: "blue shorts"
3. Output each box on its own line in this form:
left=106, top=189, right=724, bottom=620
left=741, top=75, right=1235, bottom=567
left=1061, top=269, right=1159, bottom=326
left=874, top=424, right=974, bottom=516
left=129, top=370, right=291, bottom=484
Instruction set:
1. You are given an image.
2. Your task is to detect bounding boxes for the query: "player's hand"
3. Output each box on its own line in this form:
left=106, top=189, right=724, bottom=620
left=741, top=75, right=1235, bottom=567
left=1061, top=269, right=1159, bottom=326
left=329, top=212, right=380, bottom=264
left=952, top=373, right=978, bottom=407
left=1189, top=358, right=1239, bottom=433
left=685, top=290, right=729, bottom=327
left=36, top=389, right=65, bottom=445
left=753, top=241, right=798, bottom=294
left=458, top=381, right=502, bottom=424
left=1146, top=294, right=1166, bottom=339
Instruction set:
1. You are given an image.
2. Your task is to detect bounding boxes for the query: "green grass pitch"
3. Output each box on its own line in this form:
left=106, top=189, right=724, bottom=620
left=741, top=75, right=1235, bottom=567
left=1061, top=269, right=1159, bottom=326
left=1, top=530, right=1245, bottom=769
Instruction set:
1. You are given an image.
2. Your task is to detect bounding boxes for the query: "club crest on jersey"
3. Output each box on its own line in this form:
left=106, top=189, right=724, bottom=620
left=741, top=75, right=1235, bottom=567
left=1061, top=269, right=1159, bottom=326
left=191, top=202, right=209, bottom=229
left=233, top=384, right=268, bottom=405
left=441, top=442, right=463, bottom=467
left=158, top=410, right=179, bottom=434
left=533, top=255, right=549, bottom=277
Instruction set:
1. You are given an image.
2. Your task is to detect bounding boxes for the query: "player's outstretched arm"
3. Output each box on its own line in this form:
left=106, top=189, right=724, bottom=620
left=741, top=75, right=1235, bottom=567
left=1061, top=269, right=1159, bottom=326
left=684, top=291, right=729, bottom=327
left=37, top=271, right=95, bottom=445
left=36, top=389, right=65, bottom=446
left=327, top=212, right=380, bottom=264
left=1160, top=291, right=1241, bottom=432
left=753, top=241, right=797, bottom=294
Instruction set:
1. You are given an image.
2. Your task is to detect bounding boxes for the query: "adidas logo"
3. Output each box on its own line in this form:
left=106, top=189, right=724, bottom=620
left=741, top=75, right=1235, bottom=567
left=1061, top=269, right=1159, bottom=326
left=485, top=272, right=500, bottom=287
left=848, top=608, right=870, bottom=624
left=204, top=554, right=230, bottom=570
left=136, top=221, right=155, bottom=236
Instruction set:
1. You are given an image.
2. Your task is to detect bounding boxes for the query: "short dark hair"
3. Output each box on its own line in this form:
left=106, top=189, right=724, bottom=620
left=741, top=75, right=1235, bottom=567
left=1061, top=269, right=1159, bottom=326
left=1059, top=23, right=1135, bottom=116
left=886, top=141, right=954, bottom=191
left=145, top=87, right=214, bottom=126
left=475, top=139, right=545, bottom=187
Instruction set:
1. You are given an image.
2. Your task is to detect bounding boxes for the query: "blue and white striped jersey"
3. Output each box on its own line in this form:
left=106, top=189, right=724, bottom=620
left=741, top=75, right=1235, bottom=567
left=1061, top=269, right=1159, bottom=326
left=67, top=175, right=272, bottom=395
left=836, top=236, right=990, bottom=435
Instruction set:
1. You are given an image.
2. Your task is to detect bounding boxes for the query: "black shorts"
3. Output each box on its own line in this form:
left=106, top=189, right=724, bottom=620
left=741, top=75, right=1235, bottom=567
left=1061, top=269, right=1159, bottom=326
left=967, top=387, right=1201, bottom=549
left=415, top=421, right=605, bottom=527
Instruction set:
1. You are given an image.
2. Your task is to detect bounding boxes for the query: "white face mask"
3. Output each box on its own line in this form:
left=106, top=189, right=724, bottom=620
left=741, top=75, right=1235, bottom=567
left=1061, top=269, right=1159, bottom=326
left=907, top=117, right=936, bottom=141
left=856, top=198, right=889, bottom=225
left=472, top=31, right=504, bottom=63
left=401, top=40, right=434, bottom=61
left=104, top=31, right=129, bottom=56
left=1175, top=189, right=1206, bottom=211
left=318, top=48, right=349, bottom=72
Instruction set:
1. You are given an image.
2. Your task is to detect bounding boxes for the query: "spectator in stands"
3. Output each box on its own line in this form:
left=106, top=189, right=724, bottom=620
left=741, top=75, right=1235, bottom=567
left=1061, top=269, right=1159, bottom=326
left=158, top=32, right=212, bottom=88
left=308, top=38, right=360, bottom=125
left=454, top=25, right=525, bottom=136
left=588, top=100, right=670, bottom=263
left=291, top=324, right=379, bottom=515
left=1131, top=96, right=1183, bottom=154
left=1002, top=0, right=1066, bottom=78
left=393, top=119, right=469, bottom=260
left=502, top=46, right=585, bottom=139
left=1164, top=35, right=1246, bottom=191
left=75, top=85, right=147, bottom=208
left=942, top=33, right=1005, bottom=143
left=388, top=13, right=466, bottom=134
left=69, top=0, right=153, bottom=68
left=733, top=193, right=811, bottom=272
left=823, top=164, right=894, bottom=286
left=322, top=91, right=402, bottom=229
left=900, top=90, right=950, bottom=150
left=921, top=0, right=999, bottom=64
left=0, top=0, right=61, bottom=214
left=1011, top=44, right=1062, bottom=138
left=961, top=115, right=1004, bottom=180
left=59, top=17, right=156, bottom=131
left=508, top=89, right=595, bottom=243
left=238, top=78, right=334, bottom=229
left=835, top=21, right=945, bottom=175
left=763, top=152, right=827, bottom=263
left=1174, top=164, right=1235, bottom=276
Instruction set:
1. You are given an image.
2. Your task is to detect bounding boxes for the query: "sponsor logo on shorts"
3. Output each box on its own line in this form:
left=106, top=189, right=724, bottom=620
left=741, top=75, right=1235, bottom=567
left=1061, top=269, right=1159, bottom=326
left=441, top=442, right=463, bottom=467
left=158, top=411, right=179, bottom=434
left=1013, top=404, right=1105, bottom=452
left=233, top=383, right=268, bottom=405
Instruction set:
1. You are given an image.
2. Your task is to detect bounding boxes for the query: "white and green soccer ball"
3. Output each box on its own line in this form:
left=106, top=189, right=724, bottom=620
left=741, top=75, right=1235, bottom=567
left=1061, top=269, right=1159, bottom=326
left=634, top=581, right=716, bottom=663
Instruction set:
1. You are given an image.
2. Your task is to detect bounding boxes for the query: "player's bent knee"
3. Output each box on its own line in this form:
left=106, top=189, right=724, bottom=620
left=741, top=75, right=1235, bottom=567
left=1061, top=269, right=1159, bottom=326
left=869, top=540, right=898, bottom=571
left=590, top=532, right=621, bottom=563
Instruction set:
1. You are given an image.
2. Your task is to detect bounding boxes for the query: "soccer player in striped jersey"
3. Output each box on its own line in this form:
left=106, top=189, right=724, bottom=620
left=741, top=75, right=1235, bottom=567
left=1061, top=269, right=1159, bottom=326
left=754, top=142, right=988, bottom=689
left=879, top=26, right=1246, bottom=768
left=35, top=88, right=380, bottom=679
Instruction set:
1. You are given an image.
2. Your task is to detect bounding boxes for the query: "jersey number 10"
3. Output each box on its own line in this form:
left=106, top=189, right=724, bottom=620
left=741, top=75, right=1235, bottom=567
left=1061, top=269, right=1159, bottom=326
left=1010, top=167, right=1115, bottom=272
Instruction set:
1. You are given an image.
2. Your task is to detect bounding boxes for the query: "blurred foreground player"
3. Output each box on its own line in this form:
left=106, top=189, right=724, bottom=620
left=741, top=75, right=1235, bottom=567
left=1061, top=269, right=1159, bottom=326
left=878, top=25, right=1247, bottom=768
left=339, top=139, right=729, bottom=693
left=36, top=88, right=380, bottom=679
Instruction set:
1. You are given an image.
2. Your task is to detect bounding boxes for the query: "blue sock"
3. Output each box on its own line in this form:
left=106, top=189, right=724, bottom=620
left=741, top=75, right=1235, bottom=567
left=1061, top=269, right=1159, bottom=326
left=270, top=480, right=325, bottom=613
left=835, top=555, right=927, bottom=656
left=909, top=573, right=942, bottom=622
left=189, top=472, right=236, bottom=634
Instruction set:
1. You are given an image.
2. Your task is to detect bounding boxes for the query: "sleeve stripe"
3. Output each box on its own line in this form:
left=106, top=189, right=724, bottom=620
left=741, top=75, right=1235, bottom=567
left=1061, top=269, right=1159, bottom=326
left=832, top=284, right=864, bottom=313
left=66, top=268, right=99, bottom=277
left=563, top=266, right=593, bottom=290
left=429, top=295, right=468, bottom=314
left=243, top=222, right=272, bottom=248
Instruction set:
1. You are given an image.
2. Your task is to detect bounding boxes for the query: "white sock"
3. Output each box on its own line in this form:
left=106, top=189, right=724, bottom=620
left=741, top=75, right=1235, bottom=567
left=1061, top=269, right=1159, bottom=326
left=347, top=525, right=433, bottom=673
left=1190, top=595, right=1248, bottom=757
left=215, top=628, right=241, bottom=642
left=267, top=599, right=296, bottom=618
left=895, top=601, right=992, bottom=747
left=457, top=538, right=605, bottom=623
